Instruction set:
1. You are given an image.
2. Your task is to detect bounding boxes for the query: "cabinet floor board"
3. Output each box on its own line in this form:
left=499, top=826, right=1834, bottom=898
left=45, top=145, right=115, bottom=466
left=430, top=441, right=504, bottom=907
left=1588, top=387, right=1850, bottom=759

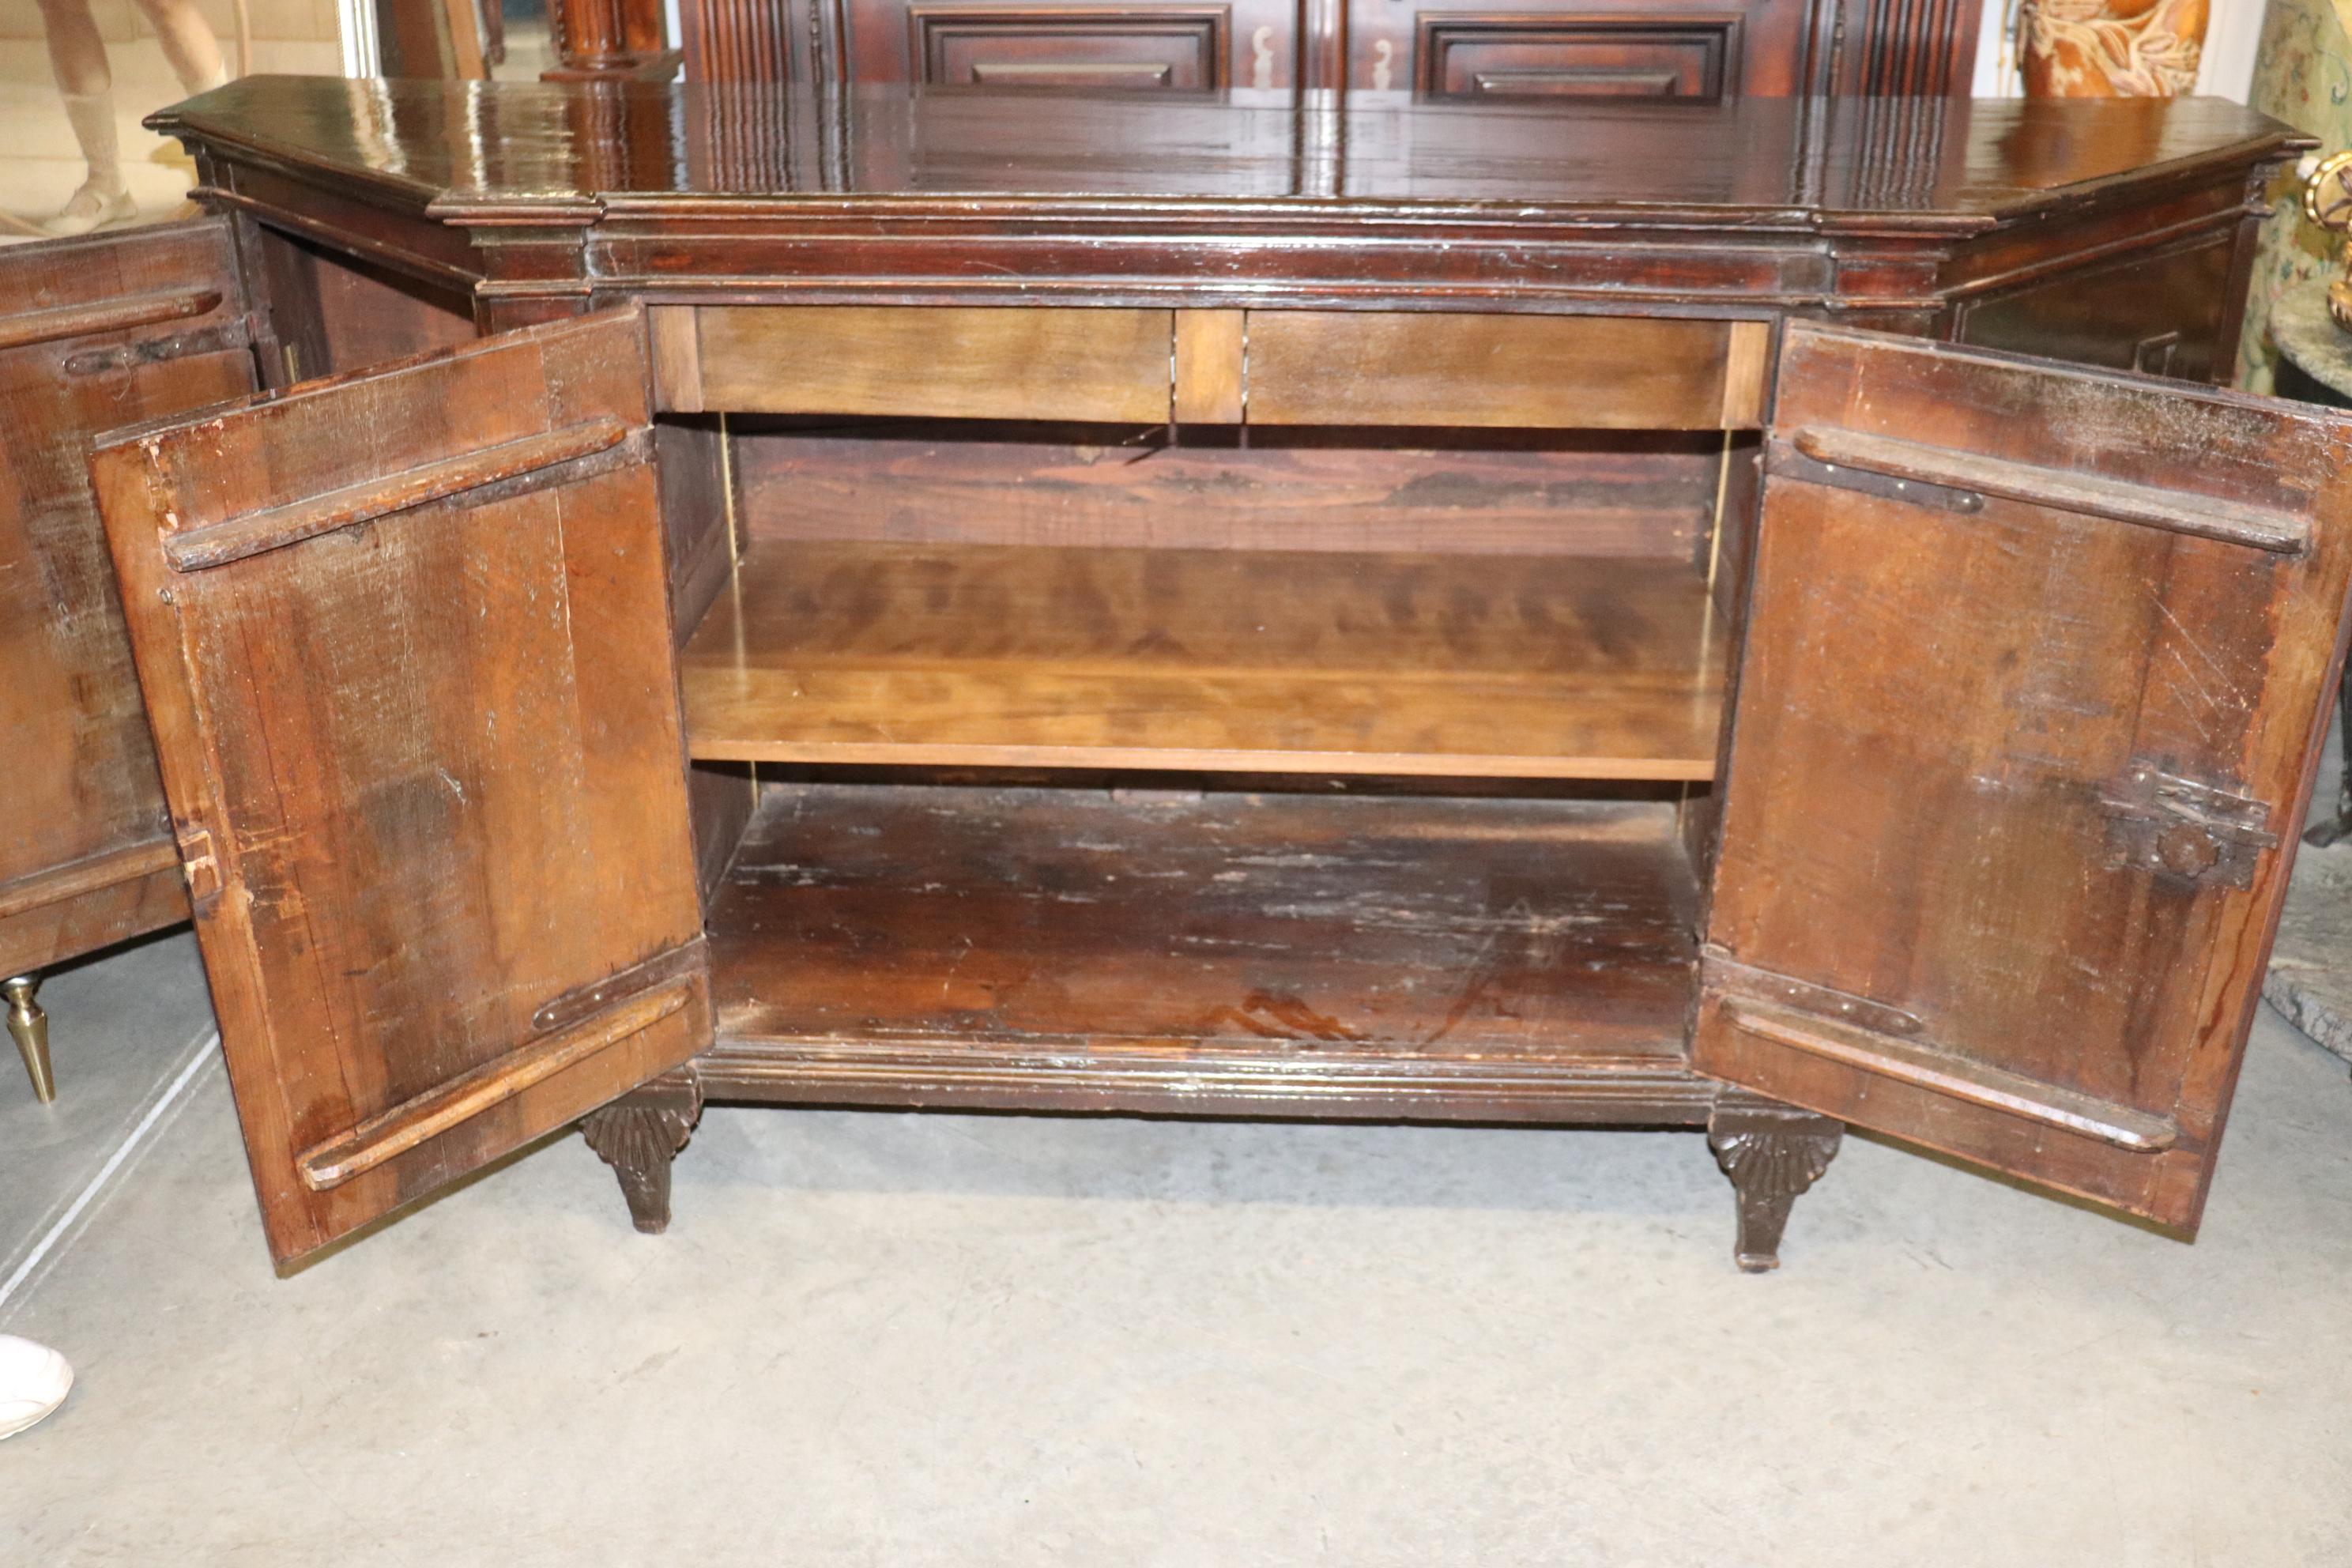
left=681, top=542, right=1727, bottom=778
left=703, top=782, right=1709, bottom=1119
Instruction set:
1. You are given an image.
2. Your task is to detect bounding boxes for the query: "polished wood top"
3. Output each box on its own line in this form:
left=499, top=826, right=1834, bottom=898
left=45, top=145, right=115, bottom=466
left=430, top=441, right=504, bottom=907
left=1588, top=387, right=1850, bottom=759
left=156, top=76, right=2297, bottom=232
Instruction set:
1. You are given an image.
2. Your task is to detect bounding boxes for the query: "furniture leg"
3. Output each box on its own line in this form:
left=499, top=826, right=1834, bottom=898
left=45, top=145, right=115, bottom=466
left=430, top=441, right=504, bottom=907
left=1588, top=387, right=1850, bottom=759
left=582, top=1070, right=703, bottom=1233
left=1707, top=1097, right=1842, bottom=1272
left=5, top=975, right=53, bottom=1104
left=2301, top=666, right=2351, bottom=848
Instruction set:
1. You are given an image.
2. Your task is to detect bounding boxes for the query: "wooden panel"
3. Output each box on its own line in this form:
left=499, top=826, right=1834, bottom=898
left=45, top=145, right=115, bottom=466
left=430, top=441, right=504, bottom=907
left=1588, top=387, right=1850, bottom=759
left=1244, top=312, right=1756, bottom=430
left=731, top=422, right=1722, bottom=559
left=0, top=861, right=188, bottom=982
left=248, top=226, right=477, bottom=386
left=1415, top=15, right=1736, bottom=100
left=845, top=0, right=1295, bottom=90
left=705, top=782, right=1709, bottom=1117
left=91, top=307, right=710, bottom=1265
left=1694, top=322, right=2352, bottom=1232
left=681, top=541, right=1725, bottom=777
left=687, top=306, right=1175, bottom=422
left=0, top=219, right=258, bottom=975
left=911, top=5, right=1229, bottom=90
left=1172, top=310, right=1245, bottom=424
left=1955, top=230, right=2237, bottom=385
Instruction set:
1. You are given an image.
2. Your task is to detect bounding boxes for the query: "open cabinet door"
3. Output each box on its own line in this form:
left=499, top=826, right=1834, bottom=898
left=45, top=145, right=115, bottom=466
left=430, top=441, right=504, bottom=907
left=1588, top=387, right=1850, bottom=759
left=91, top=306, right=711, bottom=1265
left=0, top=220, right=256, bottom=979
left=1693, top=322, right=2352, bottom=1232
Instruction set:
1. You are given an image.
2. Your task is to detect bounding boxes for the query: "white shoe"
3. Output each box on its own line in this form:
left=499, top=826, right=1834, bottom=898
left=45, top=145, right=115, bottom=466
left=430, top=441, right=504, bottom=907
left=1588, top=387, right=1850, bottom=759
left=0, top=1335, right=73, bottom=1438
left=43, top=181, right=137, bottom=237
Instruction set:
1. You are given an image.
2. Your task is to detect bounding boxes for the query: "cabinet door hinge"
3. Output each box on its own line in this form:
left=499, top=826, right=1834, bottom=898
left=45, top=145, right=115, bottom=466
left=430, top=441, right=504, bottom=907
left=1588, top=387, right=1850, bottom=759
left=2099, top=767, right=2278, bottom=889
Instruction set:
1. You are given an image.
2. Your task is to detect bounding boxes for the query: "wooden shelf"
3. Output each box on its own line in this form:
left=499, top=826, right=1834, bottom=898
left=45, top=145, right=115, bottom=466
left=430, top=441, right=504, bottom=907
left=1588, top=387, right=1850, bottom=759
left=681, top=542, right=1726, bottom=778
left=703, top=783, right=1709, bottom=1119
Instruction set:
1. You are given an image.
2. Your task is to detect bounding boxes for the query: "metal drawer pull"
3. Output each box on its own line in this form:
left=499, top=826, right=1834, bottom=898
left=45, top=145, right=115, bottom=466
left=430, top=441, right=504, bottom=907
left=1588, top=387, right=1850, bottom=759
left=1787, top=425, right=2311, bottom=556
left=162, top=416, right=632, bottom=572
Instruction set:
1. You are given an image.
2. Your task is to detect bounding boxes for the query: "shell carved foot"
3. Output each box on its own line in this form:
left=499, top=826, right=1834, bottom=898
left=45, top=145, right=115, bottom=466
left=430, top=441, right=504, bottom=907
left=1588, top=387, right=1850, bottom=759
left=1708, top=1098, right=1843, bottom=1273
left=582, top=1070, right=703, bottom=1234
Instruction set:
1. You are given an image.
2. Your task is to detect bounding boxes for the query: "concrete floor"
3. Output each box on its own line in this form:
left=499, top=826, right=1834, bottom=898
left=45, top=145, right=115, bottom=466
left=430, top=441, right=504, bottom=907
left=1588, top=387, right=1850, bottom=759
left=2, top=921, right=2350, bottom=1562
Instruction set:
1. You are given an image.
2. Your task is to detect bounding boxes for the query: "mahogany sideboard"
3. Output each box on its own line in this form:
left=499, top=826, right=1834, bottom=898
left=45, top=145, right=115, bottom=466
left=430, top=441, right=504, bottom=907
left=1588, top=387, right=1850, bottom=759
left=13, top=77, right=2347, bottom=1272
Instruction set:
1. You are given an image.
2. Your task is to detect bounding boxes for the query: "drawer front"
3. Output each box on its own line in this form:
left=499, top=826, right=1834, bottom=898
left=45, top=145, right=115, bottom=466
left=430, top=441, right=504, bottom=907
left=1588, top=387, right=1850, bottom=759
left=1415, top=14, right=1736, bottom=100
left=657, top=305, right=1178, bottom=422
left=1245, top=312, right=1770, bottom=430
left=910, top=5, right=1230, bottom=90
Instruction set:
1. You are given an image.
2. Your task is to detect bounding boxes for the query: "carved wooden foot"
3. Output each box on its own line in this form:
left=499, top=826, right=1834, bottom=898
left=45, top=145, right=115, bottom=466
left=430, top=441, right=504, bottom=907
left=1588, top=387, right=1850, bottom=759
left=582, top=1071, right=703, bottom=1234
left=6, top=974, right=53, bottom=1104
left=1708, top=1098, right=1842, bottom=1272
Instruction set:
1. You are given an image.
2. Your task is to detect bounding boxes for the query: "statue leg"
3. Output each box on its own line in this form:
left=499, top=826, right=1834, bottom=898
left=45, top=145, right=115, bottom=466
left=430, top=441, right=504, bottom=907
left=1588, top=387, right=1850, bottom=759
left=582, top=1070, right=703, bottom=1234
left=1707, top=1096, right=1843, bottom=1272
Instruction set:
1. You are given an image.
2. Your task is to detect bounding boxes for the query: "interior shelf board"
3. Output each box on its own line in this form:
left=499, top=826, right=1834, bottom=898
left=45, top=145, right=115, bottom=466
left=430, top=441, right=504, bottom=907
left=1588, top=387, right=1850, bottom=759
left=680, top=541, right=1726, bottom=779
left=706, top=782, right=1705, bottom=1114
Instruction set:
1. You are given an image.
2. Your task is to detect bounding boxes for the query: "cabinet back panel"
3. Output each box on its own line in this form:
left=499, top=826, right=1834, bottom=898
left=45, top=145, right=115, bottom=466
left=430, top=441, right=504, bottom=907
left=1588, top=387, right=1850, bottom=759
left=731, top=420, right=1721, bottom=560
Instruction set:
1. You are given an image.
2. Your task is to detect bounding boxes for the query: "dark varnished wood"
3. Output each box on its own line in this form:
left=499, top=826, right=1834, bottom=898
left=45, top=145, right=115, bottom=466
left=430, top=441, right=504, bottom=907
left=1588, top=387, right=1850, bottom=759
left=609, top=0, right=1980, bottom=101
left=729, top=420, right=1724, bottom=559
left=89, top=308, right=712, bottom=1265
left=150, top=80, right=2298, bottom=354
left=680, top=542, right=1727, bottom=778
left=0, top=221, right=257, bottom=982
left=703, top=782, right=1710, bottom=1117
left=1693, top=322, right=2352, bottom=1232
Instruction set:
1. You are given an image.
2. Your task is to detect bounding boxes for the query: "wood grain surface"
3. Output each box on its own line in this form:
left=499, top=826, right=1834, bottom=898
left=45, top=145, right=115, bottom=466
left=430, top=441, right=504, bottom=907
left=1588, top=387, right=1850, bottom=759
left=1694, top=322, right=2352, bottom=1232
left=703, top=782, right=1711, bottom=1119
left=92, top=307, right=711, bottom=1264
left=681, top=541, right=1726, bottom=777
left=0, top=220, right=254, bottom=976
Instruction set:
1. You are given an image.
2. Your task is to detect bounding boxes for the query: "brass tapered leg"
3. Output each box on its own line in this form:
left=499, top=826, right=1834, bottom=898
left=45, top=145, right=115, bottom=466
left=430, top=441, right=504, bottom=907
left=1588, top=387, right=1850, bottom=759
left=6, top=975, right=53, bottom=1104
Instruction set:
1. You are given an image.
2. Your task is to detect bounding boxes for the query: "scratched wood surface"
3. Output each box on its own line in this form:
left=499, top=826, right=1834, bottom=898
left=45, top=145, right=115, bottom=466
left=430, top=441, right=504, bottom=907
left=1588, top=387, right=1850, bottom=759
left=703, top=782, right=1711, bottom=1119
left=1693, top=322, right=2352, bottom=1231
left=92, top=307, right=711, bottom=1265
left=0, top=220, right=257, bottom=976
left=681, top=541, right=1727, bottom=778
left=731, top=421, right=1721, bottom=560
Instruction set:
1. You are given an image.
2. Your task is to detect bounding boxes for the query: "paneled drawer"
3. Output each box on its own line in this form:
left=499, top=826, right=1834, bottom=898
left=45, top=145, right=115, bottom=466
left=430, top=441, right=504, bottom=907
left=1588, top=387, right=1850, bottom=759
left=656, top=307, right=1772, bottom=430
left=1415, top=14, right=1737, bottom=100
left=655, top=306, right=1178, bottom=422
left=1244, top=312, right=1770, bottom=430
left=910, top=5, right=1230, bottom=90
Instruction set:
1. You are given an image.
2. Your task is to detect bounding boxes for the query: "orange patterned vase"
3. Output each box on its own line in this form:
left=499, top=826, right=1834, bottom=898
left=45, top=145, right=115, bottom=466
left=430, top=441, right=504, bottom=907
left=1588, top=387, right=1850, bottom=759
left=2019, top=0, right=2210, bottom=95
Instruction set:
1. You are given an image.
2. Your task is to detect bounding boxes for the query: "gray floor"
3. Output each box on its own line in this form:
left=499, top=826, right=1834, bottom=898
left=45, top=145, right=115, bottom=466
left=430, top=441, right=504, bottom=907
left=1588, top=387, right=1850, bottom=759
left=3, top=928, right=2351, bottom=1562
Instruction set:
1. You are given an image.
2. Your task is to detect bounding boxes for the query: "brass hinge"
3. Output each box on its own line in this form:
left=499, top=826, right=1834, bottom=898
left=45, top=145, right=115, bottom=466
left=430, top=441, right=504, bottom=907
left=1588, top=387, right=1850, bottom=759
left=175, top=824, right=221, bottom=914
left=2099, top=767, right=2278, bottom=890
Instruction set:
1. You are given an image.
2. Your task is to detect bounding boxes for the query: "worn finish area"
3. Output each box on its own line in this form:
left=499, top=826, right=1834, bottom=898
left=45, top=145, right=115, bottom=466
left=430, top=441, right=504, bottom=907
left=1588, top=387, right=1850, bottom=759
left=704, top=783, right=1706, bottom=1117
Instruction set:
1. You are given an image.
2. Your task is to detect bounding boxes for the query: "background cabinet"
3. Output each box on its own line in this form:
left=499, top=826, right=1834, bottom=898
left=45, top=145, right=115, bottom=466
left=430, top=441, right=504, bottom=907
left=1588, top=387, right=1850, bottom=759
left=645, top=0, right=1982, bottom=98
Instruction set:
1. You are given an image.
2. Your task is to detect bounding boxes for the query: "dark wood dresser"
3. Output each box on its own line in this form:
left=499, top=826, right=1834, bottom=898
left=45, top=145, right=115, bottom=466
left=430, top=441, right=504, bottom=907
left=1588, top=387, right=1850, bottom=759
left=16, top=78, right=2346, bottom=1273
